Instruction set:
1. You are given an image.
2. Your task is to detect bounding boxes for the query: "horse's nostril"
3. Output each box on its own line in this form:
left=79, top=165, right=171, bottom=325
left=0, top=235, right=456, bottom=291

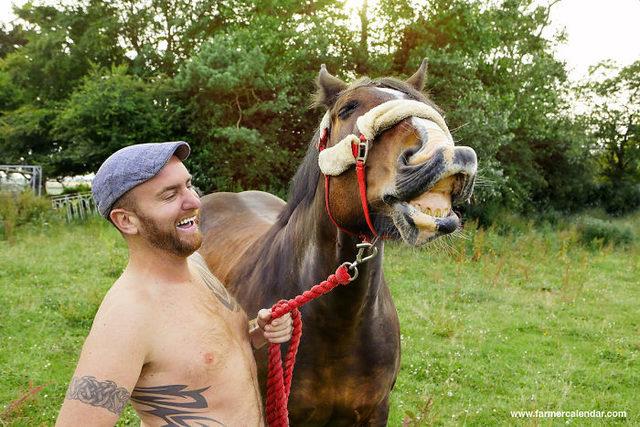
left=435, top=216, right=459, bottom=234
left=399, top=147, right=418, bottom=165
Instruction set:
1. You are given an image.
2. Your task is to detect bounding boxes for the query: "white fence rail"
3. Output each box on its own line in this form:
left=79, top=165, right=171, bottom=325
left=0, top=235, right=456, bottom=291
left=0, top=165, right=42, bottom=196
left=51, top=192, right=97, bottom=221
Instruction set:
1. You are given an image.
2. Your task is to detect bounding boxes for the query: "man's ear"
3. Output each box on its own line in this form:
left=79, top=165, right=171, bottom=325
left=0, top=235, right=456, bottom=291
left=109, top=208, right=140, bottom=235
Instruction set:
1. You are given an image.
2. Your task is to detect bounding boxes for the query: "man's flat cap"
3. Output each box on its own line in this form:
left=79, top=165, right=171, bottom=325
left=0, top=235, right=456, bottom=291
left=92, top=141, right=190, bottom=218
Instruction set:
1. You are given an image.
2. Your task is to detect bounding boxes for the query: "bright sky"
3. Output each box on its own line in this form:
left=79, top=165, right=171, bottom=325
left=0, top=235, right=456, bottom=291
left=544, top=0, right=640, bottom=81
left=2, top=0, right=640, bottom=82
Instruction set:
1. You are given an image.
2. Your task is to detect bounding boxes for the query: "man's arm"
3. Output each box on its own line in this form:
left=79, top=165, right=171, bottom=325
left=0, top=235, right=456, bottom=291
left=249, top=308, right=293, bottom=349
left=56, top=298, right=148, bottom=426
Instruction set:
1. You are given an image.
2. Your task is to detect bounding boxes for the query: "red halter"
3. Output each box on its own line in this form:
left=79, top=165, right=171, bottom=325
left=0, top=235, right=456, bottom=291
left=318, top=128, right=378, bottom=241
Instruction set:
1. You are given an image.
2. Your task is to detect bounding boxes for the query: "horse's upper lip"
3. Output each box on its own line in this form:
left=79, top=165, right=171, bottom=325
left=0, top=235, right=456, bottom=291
left=392, top=145, right=477, bottom=205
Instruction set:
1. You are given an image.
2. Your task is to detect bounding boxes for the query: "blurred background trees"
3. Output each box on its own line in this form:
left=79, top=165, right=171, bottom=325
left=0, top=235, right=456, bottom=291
left=0, top=0, right=638, bottom=218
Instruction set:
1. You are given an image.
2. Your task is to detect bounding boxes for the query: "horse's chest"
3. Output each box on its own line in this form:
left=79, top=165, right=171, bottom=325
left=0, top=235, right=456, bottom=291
left=289, top=368, right=395, bottom=425
left=287, top=342, right=400, bottom=424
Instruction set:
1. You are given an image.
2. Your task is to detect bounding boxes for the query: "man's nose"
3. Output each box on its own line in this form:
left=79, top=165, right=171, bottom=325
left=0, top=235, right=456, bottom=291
left=183, top=188, right=201, bottom=210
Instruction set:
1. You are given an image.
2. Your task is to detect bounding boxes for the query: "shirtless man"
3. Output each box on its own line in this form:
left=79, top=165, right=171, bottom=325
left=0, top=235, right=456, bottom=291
left=56, top=142, right=292, bottom=426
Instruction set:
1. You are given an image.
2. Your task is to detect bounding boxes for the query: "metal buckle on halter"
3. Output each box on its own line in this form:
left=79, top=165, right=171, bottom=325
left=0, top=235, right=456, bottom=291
left=343, top=240, right=379, bottom=281
left=355, top=241, right=378, bottom=265
left=355, top=135, right=369, bottom=164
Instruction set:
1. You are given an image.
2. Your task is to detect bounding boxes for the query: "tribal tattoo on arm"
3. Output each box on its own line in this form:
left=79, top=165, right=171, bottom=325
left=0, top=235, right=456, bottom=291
left=65, top=375, right=130, bottom=414
left=131, top=384, right=225, bottom=426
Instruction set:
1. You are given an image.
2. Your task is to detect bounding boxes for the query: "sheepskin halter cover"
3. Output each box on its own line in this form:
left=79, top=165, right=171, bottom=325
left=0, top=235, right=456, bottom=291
left=318, top=99, right=452, bottom=176
left=316, top=98, right=453, bottom=240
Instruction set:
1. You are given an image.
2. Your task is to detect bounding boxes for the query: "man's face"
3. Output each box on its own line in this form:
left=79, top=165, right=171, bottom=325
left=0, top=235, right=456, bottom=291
left=129, top=156, right=202, bottom=257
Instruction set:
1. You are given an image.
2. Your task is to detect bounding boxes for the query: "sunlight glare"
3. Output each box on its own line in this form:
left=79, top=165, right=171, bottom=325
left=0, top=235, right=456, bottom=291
left=342, top=0, right=380, bottom=22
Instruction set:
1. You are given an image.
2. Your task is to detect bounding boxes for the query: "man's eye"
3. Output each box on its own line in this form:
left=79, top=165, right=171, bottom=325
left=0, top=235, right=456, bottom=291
left=163, top=193, right=176, bottom=201
left=338, top=101, right=358, bottom=119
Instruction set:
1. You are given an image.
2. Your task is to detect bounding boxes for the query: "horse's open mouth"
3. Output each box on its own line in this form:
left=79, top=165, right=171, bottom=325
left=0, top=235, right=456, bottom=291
left=383, top=144, right=477, bottom=246
left=388, top=175, right=463, bottom=245
left=393, top=201, right=460, bottom=243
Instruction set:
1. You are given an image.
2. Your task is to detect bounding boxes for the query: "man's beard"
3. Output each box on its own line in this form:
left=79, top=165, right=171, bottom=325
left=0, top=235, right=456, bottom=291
left=137, top=211, right=203, bottom=257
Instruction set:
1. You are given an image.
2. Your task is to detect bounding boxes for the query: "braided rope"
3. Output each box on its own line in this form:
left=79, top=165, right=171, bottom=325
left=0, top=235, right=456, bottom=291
left=265, top=265, right=352, bottom=427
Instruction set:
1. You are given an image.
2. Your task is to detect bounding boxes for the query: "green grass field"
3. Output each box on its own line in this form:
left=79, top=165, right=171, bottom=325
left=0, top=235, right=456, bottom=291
left=1, top=215, right=638, bottom=426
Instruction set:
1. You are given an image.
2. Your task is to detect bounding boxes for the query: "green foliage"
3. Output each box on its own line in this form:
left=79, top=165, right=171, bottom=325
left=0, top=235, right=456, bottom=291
left=0, top=191, right=60, bottom=242
left=52, top=65, right=171, bottom=176
left=60, top=183, right=91, bottom=195
left=0, top=68, right=24, bottom=109
left=598, top=181, right=640, bottom=216
left=0, top=105, right=60, bottom=182
left=0, top=23, right=27, bottom=59
left=0, top=0, right=635, bottom=217
left=175, top=31, right=294, bottom=192
left=579, top=60, right=640, bottom=215
left=4, top=1, right=124, bottom=102
left=576, top=216, right=635, bottom=248
left=173, top=4, right=351, bottom=193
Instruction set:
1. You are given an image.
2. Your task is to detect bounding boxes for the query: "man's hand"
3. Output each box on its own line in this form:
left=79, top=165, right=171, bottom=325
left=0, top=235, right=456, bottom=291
left=257, top=309, right=293, bottom=344
left=249, top=309, right=293, bottom=349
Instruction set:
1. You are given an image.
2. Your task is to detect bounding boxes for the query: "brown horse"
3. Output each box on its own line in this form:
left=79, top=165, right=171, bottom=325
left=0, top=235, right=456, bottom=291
left=198, top=61, right=477, bottom=425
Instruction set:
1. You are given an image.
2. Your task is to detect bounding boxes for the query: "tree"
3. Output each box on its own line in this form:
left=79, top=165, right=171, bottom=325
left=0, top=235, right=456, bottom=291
left=0, top=104, right=57, bottom=168
left=580, top=60, right=640, bottom=214
left=373, top=0, right=594, bottom=216
left=0, top=23, right=27, bottom=59
left=110, top=0, right=237, bottom=77
left=174, top=2, right=354, bottom=193
left=4, top=0, right=124, bottom=103
left=51, top=65, right=171, bottom=176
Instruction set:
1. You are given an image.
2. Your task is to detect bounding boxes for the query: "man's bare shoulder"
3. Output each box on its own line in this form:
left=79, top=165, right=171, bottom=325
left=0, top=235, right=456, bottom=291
left=86, top=274, right=158, bottom=345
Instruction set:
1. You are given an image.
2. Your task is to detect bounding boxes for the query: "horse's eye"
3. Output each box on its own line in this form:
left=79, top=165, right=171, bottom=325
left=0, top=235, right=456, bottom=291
left=338, top=101, right=359, bottom=120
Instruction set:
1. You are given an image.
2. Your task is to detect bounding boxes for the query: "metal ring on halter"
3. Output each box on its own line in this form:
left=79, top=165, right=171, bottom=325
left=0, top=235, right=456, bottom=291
left=355, top=242, right=379, bottom=264
left=341, top=262, right=359, bottom=282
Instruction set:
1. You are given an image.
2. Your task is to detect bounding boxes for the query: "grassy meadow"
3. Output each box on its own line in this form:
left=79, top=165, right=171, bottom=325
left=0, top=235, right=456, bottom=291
left=0, top=214, right=638, bottom=426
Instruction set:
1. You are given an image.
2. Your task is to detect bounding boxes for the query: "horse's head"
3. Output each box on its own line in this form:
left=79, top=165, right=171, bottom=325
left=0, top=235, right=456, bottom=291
left=314, top=61, right=477, bottom=245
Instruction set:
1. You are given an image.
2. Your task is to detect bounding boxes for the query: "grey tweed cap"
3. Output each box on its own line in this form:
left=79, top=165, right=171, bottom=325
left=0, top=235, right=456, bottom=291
left=92, top=141, right=190, bottom=218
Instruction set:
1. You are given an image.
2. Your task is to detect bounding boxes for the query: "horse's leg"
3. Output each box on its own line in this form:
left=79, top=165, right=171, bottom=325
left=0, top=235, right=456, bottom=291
left=365, top=395, right=391, bottom=427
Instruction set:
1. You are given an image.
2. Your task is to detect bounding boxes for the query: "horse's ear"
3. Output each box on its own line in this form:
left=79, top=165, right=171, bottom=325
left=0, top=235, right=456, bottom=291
left=316, top=64, right=348, bottom=108
left=406, top=58, right=428, bottom=91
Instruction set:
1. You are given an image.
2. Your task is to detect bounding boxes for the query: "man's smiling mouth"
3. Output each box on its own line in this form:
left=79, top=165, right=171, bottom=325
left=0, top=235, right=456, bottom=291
left=176, top=215, right=198, bottom=230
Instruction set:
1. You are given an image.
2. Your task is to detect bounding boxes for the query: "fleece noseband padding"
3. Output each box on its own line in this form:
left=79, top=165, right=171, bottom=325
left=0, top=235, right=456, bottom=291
left=318, top=99, right=452, bottom=176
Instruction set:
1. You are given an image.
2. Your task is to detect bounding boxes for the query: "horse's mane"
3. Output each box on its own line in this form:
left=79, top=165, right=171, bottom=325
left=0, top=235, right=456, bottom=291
left=277, top=76, right=440, bottom=226
left=276, top=128, right=322, bottom=226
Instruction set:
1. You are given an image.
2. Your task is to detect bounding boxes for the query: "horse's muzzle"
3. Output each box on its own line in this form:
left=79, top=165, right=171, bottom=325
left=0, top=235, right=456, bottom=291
left=393, top=145, right=477, bottom=205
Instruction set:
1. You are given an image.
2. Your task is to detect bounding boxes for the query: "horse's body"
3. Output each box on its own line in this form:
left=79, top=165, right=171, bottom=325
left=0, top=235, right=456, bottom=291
left=199, top=189, right=400, bottom=425
left=198, top=62, right=477, bottom=425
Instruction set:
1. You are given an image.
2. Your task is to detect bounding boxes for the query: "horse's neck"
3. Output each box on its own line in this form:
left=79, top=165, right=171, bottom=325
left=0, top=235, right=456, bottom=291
left=275, top=186, right=385, bottom=322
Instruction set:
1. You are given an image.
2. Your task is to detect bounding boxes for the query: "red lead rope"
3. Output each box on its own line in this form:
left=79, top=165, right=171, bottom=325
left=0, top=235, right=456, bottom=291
left=264, top=128, right=378, bottom=425
left=265, top=264, right=353, bottom=426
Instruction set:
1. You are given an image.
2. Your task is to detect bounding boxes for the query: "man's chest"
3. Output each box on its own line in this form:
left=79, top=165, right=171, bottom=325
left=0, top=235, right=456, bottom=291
left=132, top=292, right=262, bottom=424
left=143, top=284, right=249, bottom=372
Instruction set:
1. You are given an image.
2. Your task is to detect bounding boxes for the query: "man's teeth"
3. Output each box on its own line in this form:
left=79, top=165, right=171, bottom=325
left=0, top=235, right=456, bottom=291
left=177, top=216, right=196, bottom=226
